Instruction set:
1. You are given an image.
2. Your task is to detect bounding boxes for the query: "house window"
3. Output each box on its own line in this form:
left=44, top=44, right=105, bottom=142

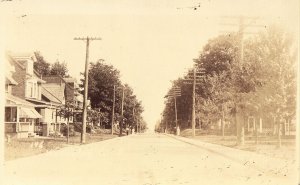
left=34, top=83, right=37, bottom=98
left=37, top=85, right=41, bottom=100
left=5, top=107, right=17, bottom=122
left=26, top=81, right=40, bottom=98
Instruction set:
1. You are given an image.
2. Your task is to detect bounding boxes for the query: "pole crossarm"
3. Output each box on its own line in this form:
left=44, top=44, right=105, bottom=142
left=219, top=16, right=264, bottom=37
left=183, top=82, right=201, bottom=85
left=74, top=37, right=102, bottom=40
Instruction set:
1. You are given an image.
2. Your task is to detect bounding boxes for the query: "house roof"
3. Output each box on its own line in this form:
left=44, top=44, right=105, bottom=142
left=6, top=52, right=45, bottom=80
left=42, top=83, right=65, bottom=103
left=8, top=51, right=36, bottom=60
left=5, top=59, right=18, bottom=85
left=42, top=75, right=74, bottom=90
left=41, top=86, right=62, bottom=104
left=5, top=75, right=18, bottom=85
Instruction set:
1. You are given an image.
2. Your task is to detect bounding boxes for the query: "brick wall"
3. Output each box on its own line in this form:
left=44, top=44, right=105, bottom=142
left=65, top=82, right=75, bottom=102
left=10, top=60, right=26, bottom=99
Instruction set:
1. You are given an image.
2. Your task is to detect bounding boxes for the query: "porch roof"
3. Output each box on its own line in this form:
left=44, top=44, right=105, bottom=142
left=6, top=94, right=35, bottom=108
left=20, top=107, right=42, bottom=118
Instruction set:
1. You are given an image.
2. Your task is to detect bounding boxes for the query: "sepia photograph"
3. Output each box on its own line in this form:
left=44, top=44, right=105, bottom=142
left=0, top=0, right=299, bottom=185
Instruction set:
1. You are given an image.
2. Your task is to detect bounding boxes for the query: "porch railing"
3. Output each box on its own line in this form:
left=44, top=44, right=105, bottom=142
left=5, top=122, right=31, bottom=133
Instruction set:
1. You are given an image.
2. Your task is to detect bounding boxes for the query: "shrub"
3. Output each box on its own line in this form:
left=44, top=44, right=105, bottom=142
left=60, top=124, right=75, bottom=136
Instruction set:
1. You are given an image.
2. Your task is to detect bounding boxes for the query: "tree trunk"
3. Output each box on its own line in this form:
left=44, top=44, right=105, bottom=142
left=235, top=105, right=238, bottom=144
left=247, top=117, right=250, bottom=132
left=287, top=120, right=290, bottom=135
left=236, top=113, right=245, bottom=146
left=259, top=118, right=262, bottom=133
left=241, top=115, right=245, bottom=146
left=255, top=117, right=258, bottom=145
left=277, top=118, right=281, bottom=148
left=272, top=116, right=276, bottom=135
left=67, top=117, right=69, bottom=144
left=221, top=107, right=225, bottom=139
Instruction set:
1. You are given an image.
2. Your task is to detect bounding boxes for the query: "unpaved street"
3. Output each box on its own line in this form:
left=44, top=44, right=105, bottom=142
left=3, top=133, right=298, bottom=185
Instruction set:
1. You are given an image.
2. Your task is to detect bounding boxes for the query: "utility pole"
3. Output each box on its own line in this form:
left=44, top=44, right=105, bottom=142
left=165, top=86, right=181, bottom=135
left=192, top=67, right=196, bottom=137
left=219, top=16, right=264, bottom=145
left=111, top=85, right=116, bottom=135
left=173, top=88, right=178, bottom=132
left=137, top=117, right=139, bottom=133
left=119, top=86, right=125, bottom=137
left=132, top=102, right=135, bottom=134
left=74, top=37, right=101, bottom=144
left=184, top=60, right=205, bottom=137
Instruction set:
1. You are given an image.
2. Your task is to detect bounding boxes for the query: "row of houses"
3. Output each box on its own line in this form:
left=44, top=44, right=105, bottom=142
left=5, top=52, right=84, bottom=138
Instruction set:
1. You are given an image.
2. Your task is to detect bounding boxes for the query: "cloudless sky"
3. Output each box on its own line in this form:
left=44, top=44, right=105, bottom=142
left=1, top=0, right=298, bottom=130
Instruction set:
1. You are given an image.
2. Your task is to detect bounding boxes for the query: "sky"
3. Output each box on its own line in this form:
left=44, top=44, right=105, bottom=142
left=1, top=0, right=298, bottom=130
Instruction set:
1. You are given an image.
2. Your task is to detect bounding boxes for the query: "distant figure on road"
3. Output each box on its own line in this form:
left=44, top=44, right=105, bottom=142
left=126, top=126, right=129, bottom=135
left=132, top=128, right=135, bottom=134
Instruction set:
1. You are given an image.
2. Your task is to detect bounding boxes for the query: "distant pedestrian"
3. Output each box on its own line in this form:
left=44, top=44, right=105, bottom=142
left=126, top=126, right=129, bottom=135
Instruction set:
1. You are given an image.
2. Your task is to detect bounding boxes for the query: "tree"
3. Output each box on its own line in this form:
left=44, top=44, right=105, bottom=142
left=34, top=51, right=51, bottom=76
left=243, top=25, right=297, bottom=147
left=50, top=61, right=68, bottom=77
left=194, top=34, right=240, bottom=139
left=81, top=60, right=145, bottom=132
left=57, top=101, right=76, bottom=143
left=81, top=60, right=122, bottom=128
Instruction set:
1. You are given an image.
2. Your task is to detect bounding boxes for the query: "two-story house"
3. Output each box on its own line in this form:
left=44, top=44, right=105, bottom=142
left=5, top=52, right=43, bottom=138
left=41, top=76, right=68, bottom=135
left=5, top=52, right=85, bottom=138
left=63, top=77, right=84, bottom=123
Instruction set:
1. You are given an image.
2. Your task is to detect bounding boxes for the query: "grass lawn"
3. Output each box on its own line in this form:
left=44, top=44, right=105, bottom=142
left=4, top=133, right=118, bottom=161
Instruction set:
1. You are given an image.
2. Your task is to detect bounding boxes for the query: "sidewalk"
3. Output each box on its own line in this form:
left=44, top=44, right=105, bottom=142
left=165, top=134, right=298, bottom=180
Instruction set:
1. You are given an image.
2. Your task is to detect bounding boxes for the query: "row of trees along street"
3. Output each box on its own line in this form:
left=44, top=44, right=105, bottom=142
left=156, top=25, right=297, bottom=147
left=34, top=52, right=147, bottom=140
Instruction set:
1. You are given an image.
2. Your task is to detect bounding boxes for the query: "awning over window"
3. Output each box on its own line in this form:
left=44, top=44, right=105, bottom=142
left=32, top=109, right=42, bottom=118
left=20, top=108, right=42, bottom=118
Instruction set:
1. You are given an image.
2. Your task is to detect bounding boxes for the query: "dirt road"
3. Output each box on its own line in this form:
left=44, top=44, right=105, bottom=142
left=3, top=133, right=298, bottom=185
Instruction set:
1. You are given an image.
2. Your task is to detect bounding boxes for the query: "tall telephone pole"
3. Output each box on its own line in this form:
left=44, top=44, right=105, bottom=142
left=220, top=15, right=264, bottom=145
left=165, top=86, right=181, bottom=135
left=111, top=85, right=116, bottom=135
left=184, top=60, right=205, bottom=137
left=132, top=102, right=135, bottom=133
left=74, top=37, right=101, bottom=144
left=119, top=86, right=125, bottom=137
left=192, top=67, right=196, bottom=137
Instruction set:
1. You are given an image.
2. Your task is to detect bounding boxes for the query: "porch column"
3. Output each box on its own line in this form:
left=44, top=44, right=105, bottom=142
left=16, top=107, right=20, bottom=133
